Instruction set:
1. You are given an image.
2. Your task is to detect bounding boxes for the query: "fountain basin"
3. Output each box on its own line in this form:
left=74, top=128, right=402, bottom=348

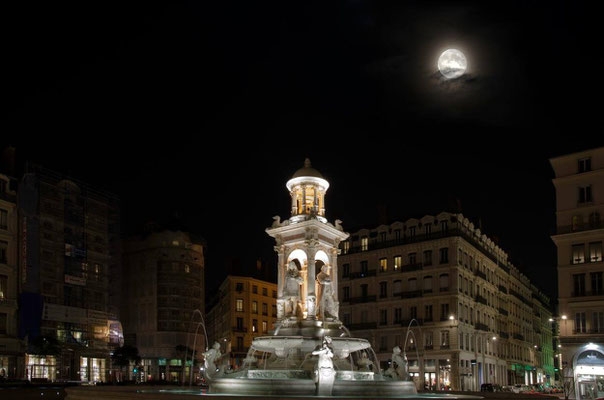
left=65, top=385, right=484, bottom=400
left=251, top=335, right=370, bottom=358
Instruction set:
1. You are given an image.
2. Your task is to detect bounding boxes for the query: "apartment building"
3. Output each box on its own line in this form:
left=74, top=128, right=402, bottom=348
left=338, top=212, right=553, bottom=391
left=121, top=229, right=205, bottom=382
left=206, top=276, right=277, bottom=367
left=0, top=172, right=23, bottom=378
left=550, top=147, right=604, bottom=399
left=18, top=165, right=121, bottom=382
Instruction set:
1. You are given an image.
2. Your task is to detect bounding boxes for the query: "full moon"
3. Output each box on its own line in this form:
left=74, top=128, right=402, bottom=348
left=438, top=49, right=467, bottom=79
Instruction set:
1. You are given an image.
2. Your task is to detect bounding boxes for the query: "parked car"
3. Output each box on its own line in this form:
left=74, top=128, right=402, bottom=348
left=480, top=383, right=502, bottom=392
left=501, top=385, right=514, bottom=392
left=512, top=384, right=530, bottom=393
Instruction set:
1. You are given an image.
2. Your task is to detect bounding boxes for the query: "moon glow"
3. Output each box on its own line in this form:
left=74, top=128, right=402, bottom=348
left=438, top=49, right=467, bottom=79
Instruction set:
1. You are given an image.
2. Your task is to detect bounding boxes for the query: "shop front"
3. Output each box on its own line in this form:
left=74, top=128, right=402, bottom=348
left=25, top=354, right=57, bottom=381
left=573, top=343, right=604, bottom=400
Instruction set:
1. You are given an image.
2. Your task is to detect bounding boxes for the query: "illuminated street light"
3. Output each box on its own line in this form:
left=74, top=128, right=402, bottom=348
left=449, top=315, right=455, bottom=320
left=561, top=315, right=567, bottom=320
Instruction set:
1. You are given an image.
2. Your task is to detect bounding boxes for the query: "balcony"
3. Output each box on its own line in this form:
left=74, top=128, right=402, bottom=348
left=555, top=221, right=603, bottom=235
left=394, top=290, right=423, bottom=299
left=475, top=322, right=489, bottom=332
left=499, top=331, right=509, bottom=339
left=571, top=290, right=604, bottom=297
left=0, top=298, right=17, bottom=307
left=440, top=344, right=450, bottom=350
left=475, top=295, right=487, bottom=305
left=232, top=326, right=247, bottom=333
left=439, top=287, right=450, bottom=293
left=348, top=295, right=377, bottom=304
left=401, top=319, right=423, bottom=326
left=475, top=270, right=487, bottom=280
left=347, top=322, right=377, bottom=330
left=404, top=263, right=423, bottom=272
left=347, top=270, right=377, bottom=279
left=512, top=333, right=525, bottom=341
left=424, top=345, right=434, bottom=350
left=498, top=285, right=508, bottom=294
left=509, top=289, right=528, bottom=303
left=498, top=307, right=509, bottom=316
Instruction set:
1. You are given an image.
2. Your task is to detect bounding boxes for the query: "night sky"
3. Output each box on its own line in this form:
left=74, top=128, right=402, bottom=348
left=5, top=1, right=603, bottom=301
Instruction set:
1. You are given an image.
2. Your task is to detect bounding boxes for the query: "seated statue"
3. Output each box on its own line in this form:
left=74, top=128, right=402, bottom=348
left=316, top=265, right=338, bottom=321
left=283, top=261, right=304, bottom=319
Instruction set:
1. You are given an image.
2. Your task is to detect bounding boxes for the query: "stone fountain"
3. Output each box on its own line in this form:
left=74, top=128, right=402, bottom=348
left=204, top=159, right=417, bottom=396
left=65, top=160, right=481, bottom=400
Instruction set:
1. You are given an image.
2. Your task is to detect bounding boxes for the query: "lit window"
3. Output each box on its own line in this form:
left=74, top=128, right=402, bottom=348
left=342, top=241, right=350, bottom=254
left=252, top=301, right=258, bottom=314
left=572, top=244, right=585, bottom=264
left=236, top=299, right=244, bottom=312
left=184, top=264, right=190, bottom=273
left=361, top=236, right=368, bottom=251
left=589, top=242, right=603, bottom=262
left=380, top=258, right=387, bottom=272
left=394, top=256, right=402, bottom=271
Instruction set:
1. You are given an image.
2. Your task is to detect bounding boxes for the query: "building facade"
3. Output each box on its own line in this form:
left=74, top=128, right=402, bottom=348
left=0, top=172, right=24, bottom=378
left=121, top=230, right=205, bottom=382
left=18, top=165, right=121, bottom=382
left=206, top=276, right=277, bottom=367
left=338, top=212, right=554, bottom=391
left=550, top=147, right=604, bottom=399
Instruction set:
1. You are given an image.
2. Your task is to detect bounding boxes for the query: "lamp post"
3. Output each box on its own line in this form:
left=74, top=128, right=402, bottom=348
left=549, top=315, right=567, bottom=384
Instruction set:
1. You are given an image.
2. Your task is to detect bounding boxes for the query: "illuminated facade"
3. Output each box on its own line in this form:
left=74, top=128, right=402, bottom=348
left=0, top=172, right=24, bottom=378
left=338, top=213, right=554, bottom=391
left=206, top=276, right=277, bottom=367
left=550, top=147, right=604, bottom=399
left=18, top=165, right=121, bottom=382
left=121, top=230, right=205, bottom=382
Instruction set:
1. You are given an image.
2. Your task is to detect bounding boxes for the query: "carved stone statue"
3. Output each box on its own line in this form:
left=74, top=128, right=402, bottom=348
left=203, top=342, right=222, bottom=377
left=283, top=261, right=304, bottom=318
left=272, top=215, right=282, bottom=228
left=356, top=352, right=373, bottom=371
left=316, top=265, right=338, bottom=320
left=386, top=346, right=408, bottom=380
left=334, top=219, right=343, bottom=231
left=312, top=336, right=336, bottom=395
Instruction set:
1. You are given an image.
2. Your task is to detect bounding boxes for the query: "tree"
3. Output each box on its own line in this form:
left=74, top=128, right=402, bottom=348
left=29, top=335, right=61, bottom=356
left=111, top=345, right=141, bottom=381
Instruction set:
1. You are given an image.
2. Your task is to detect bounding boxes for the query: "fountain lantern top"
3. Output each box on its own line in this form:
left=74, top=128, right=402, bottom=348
left=286, top=158, right=330, bottom=224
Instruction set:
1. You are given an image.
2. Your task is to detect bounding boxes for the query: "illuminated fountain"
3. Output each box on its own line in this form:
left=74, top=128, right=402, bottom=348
left=204, top=159, right=417, bottom=396
left=66, top=160, right=480, bottom=400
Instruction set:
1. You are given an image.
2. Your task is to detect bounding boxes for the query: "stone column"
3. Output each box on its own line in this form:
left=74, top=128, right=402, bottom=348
left=275, top=245, right=286, bottom=319
left=275, top=245, right=285, bottom=298
left=451, top=352, right=460, bottom=391
left=305, top=239, right=318, bottom=319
